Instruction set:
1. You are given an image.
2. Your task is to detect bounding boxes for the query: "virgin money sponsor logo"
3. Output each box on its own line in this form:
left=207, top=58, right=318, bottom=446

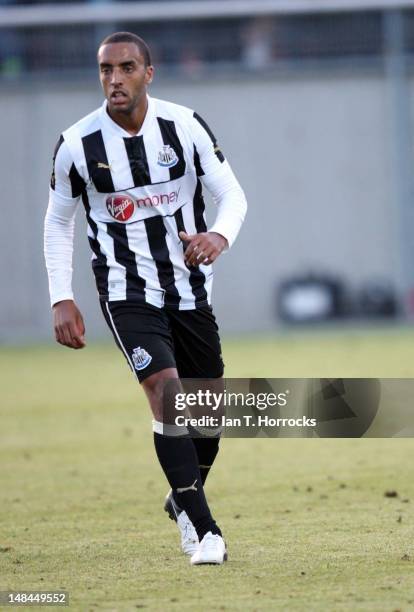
left=136, top=187, right=181, bottom=208
left=106, top=187, right=181, bottom=220
left=106, top=194, right=135, bottom=221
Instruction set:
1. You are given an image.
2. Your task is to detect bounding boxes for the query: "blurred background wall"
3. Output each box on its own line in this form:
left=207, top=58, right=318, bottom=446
left=1, top=0, right=414, bottom=341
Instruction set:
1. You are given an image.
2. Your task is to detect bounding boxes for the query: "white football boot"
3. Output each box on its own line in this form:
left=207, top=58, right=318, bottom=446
left=190, top=531, right=227, bottom=565
left=164, top=490, right=199, bottom=556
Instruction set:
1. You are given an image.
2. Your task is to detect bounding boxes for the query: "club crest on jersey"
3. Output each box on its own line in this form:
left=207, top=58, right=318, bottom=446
left=132, top=347, right=152, bottom=371
left=106, top=193, right=135, bottom=222
left=157, top=145, right=179, bottom=168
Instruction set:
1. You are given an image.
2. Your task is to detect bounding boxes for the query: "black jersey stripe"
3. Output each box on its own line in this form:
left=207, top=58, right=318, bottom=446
left=106, top=222, right=146, bottom=299
left=81, top=191, right=109, bottom=298
left=157, top=117, right=186, bottom=180
left=193, top=144, right=204, bottom=177
left=82, top=130, right=115, bottom=193
left=50, top=134, right=64, bottom=190
left=144, top=216, right=181, bottom=308
left=174, top=207, right=208, bottom=305
left=53, top=134, right=64, bottom=158
left=193, top=112, right=225, bottom=163
left=69, top=163, right=86, bottom=198
left=193, top=178, right=208, bottom=233
left=124, top=136, right=151, bottom=187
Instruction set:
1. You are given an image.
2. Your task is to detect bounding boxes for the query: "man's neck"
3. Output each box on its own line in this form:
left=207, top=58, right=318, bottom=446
left=107, top=96, right=148, bottom=136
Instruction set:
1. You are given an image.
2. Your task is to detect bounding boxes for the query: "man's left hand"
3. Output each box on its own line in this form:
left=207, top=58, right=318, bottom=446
left=179, top=231, right=228, bottom=267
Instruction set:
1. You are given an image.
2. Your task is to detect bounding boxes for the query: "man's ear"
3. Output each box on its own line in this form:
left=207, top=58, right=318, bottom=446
left=145, top=66, right=154, bottom=85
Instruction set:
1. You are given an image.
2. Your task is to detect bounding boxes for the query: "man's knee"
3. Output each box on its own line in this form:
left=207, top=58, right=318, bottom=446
left=142, top=368, right=179, bottom=418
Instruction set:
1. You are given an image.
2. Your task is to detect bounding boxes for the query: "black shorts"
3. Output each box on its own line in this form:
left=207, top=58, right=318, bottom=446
left=101, top=301, right=224, bottom=382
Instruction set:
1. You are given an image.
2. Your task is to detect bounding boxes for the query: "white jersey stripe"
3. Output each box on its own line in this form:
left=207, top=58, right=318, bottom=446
left=163, top=212, right=196, bottom=310
left=143, top=129, right=171, bottom=184
left=103, top=132, right=135, bottom=192
left=125, top=222, right=165, bottom=308
left=92, top=213, right=127, bottom=300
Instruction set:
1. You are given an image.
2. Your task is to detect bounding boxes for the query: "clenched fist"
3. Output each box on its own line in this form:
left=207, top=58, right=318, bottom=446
left=53, top=300, right=86, bottom=349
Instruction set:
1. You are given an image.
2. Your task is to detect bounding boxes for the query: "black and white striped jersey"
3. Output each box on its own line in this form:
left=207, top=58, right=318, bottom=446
left=44, top=96, right=247, bottom=309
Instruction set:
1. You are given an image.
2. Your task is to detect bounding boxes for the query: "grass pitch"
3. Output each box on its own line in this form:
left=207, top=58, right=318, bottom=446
left=1, top=328, right=414, bottom=611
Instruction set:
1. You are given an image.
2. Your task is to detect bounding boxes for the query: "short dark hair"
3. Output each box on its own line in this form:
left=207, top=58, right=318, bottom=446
left=99, top=32, right=152, bottom=67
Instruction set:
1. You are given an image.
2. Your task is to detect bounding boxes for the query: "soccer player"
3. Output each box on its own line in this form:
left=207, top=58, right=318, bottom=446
left=44, top=32, right=247, bottom=565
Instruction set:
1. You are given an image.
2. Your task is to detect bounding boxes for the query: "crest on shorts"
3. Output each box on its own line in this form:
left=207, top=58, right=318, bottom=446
left=157, top=145, right=179, bottom=168
left=132, top=346, right=152, bottom=371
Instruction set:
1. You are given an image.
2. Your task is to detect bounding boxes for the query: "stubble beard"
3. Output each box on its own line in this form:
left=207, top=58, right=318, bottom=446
left=108, top=89, right=145, bottom=117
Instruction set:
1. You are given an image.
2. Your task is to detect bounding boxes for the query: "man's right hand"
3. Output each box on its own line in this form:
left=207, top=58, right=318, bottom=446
left=52, top=300, right=86, bottom=349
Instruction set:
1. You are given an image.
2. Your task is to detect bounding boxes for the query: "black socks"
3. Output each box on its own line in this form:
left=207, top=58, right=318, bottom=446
left=172, top=434, right=220, bottom=509
left=191, top=435, right=220, bottom=485
left=153, top=432, right=221, bottom=540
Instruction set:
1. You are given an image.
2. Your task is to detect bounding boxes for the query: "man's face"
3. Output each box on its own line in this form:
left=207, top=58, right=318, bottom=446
left=98, top=42, right=153, bottom=115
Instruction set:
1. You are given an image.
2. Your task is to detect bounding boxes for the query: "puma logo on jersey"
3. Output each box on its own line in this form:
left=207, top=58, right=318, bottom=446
left=97, top=161, right=112, bottom=170
left=176, top=479, right=198, bottom=494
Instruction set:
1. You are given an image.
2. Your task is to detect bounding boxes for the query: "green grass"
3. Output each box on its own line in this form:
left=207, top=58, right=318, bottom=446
left=1, top=329, right=414, bottom=611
